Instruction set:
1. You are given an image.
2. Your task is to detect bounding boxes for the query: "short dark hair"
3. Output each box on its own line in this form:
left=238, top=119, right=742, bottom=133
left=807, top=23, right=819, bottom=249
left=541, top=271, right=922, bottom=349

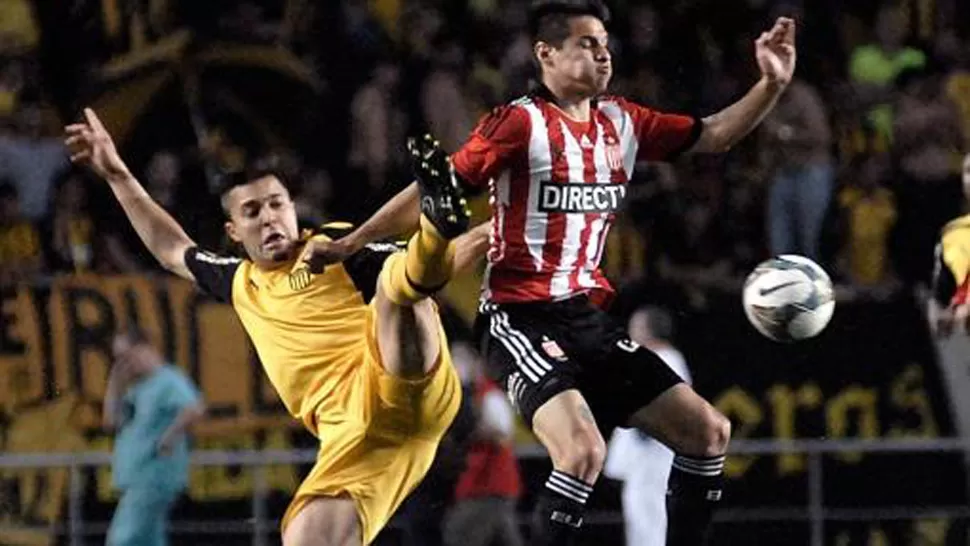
left=528, top=0, right=611, bottom=47
left=216, top=166, right=290, bottom=216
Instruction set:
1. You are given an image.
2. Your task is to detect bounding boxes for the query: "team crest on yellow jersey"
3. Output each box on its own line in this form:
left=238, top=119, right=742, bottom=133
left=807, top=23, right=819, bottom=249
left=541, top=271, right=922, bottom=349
left=288, top=266, right=313, bottom=291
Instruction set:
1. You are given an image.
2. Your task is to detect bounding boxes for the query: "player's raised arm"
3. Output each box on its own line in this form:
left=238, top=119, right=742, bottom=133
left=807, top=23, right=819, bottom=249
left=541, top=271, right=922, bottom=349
left=64, top=108, right=197, bottom=280
left=335, top=181, right=422, bottom=260
left=689, top=17, right=797, bottom=153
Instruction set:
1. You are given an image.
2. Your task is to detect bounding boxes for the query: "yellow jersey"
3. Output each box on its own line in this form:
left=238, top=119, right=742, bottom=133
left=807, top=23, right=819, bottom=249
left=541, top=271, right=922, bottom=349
left=934, top=214, right=970, bottom=307
left=838, top=186, right=897, bottom=286
left=183, top=224, right=405, bottom=432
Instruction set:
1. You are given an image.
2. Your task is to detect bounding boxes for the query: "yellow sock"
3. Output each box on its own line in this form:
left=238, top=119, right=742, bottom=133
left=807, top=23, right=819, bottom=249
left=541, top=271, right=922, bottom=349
left=381, top=215, right=455, bottom=305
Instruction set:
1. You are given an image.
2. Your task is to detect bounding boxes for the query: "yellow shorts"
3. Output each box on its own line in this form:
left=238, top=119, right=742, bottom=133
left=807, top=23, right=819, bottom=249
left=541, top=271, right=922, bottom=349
left=281, top=299, right=462, bottom=545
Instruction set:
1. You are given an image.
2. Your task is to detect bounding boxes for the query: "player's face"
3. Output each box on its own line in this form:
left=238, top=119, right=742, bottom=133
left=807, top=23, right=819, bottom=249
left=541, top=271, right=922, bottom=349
left=223, top=176, right=300, bottom=267
left=542, top=16, right=612, bottom=97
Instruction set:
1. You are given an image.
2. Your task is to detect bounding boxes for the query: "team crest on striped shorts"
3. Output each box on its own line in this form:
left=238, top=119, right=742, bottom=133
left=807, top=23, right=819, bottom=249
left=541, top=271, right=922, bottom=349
left=541, top=336, right=568, bottom=362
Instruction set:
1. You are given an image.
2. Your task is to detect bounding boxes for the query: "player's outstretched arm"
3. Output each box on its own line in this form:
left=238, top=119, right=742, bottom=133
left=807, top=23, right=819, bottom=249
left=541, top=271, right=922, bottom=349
left=65, top=108, right=197, bottom=281
left=691, top=17, right=797, bottom=153
left=351, top=182, right=421, bottom=250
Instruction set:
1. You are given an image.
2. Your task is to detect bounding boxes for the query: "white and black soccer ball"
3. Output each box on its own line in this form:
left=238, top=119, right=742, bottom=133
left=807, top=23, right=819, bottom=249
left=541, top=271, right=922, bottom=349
left=742, top=255, right=835, bottom=343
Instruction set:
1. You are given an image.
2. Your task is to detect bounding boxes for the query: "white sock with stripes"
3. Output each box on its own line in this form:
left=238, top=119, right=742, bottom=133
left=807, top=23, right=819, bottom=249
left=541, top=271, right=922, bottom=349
left=532, top=470, right=594, bottom=545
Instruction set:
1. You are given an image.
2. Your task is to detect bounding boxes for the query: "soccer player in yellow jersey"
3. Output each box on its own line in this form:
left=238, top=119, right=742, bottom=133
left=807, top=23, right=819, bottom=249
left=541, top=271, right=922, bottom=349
left=65, top=108, right=486, bottom=546
left=931, top=152, right=970, bottom=334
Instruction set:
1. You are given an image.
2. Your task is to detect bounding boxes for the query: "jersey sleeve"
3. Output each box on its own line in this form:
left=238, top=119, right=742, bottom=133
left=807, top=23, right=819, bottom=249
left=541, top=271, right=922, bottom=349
left=451, top=105, right=531, bottom=190
left=183, top=247, right=243, bottom=303
left=620, top=98, right=702, bottom=161
left=318, top=224, right=405, bottom=303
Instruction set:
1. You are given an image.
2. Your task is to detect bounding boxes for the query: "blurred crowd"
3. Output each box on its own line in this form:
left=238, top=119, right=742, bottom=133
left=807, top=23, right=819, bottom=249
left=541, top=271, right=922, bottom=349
left=1, top=0, right=969, bottom=310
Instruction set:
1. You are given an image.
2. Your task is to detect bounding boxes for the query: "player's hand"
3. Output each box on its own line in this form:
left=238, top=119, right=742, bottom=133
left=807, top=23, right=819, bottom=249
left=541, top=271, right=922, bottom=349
left=298, top=237, right=361, bottom=274
left=755, top=17, right=797, bottom=87
left=64, top=108, right=132, bottom=183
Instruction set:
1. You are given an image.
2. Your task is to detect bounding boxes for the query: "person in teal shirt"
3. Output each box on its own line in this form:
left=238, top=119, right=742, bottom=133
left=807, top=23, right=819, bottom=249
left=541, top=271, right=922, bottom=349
left=103, top=326, right=206, bottom=546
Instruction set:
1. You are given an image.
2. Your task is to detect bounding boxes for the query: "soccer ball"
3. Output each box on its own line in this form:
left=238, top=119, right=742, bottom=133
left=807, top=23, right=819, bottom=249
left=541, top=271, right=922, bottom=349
left=742, top=255, right=835, bottom=343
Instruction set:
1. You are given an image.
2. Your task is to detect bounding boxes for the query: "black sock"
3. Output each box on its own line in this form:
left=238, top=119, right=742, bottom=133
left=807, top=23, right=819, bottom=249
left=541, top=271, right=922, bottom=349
left=666, top=454, right=725, bottom=546
left=531, top=470, right=593, bottom=546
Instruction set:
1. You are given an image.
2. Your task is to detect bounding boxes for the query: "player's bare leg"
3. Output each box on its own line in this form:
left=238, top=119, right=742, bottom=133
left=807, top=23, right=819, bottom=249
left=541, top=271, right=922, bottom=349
left=628, top=384, right=732, bottom=546
left=528, top=390, right=606, bottom=546
left=375, top=134, right=469, bottom=377
left=282, top=496, right=361, bottom=546
left=374, top=290, right=441, bottom=377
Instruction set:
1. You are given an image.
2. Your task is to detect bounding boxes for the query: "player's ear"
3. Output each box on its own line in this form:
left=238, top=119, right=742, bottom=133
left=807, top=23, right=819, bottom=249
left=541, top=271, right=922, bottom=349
left=535, top=41, right=554, bottom=66
left=224, top=220, right=242, bottom=243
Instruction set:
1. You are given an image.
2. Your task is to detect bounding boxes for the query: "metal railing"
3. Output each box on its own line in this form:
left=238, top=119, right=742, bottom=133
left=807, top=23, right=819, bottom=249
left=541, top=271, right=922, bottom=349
left=2, top=438, right=969, bottom=546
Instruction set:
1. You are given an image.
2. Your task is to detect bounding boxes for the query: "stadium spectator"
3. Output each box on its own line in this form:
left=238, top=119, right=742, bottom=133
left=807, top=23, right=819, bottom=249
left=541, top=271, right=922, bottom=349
left=892, top=66, right=965, bottom=285
left=421, top=32, right=475, bottom=153
left=936, top=29, right=970, bottom=150
left=0, top=0, right=40, bottom=53
left=761, top=78, right=834, bottom=262
left=836, top=152, right=899, bottom=290
left=0, top=179, right=43, bottom=284
left=43, top=172, right=98, bottom=273
left=347, top=56, right=408, bottom=215
left=102, top=325, right=205, bottom=546
left=144, top=151, right=182, bottom=211
left=0, top=59, right=25, bottom=118
left=43, top=170, right=140, bottom=274
left=848, top=3, right=926, bottom=141
left=0, top=103, right=69, bottom=220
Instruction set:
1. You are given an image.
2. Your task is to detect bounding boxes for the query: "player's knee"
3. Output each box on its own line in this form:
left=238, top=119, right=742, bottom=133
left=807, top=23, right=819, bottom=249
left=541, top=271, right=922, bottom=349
left=554, top=427, right=607, bottom=478
left=695, top=409, right=731, bottom=457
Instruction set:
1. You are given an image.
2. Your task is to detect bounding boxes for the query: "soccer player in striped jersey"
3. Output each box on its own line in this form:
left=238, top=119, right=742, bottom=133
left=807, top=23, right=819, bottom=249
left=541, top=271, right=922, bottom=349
left=327, top=1, right=797, bottom=544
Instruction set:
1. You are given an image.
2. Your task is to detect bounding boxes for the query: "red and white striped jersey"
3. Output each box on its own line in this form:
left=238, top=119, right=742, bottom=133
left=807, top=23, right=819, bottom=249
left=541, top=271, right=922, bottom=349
left=452, top=87, right=701, bottom=305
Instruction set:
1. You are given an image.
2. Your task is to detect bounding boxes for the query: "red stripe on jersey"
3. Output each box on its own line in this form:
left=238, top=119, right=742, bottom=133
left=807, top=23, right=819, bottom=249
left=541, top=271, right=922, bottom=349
left=538, top=103, right=569, bottom=300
